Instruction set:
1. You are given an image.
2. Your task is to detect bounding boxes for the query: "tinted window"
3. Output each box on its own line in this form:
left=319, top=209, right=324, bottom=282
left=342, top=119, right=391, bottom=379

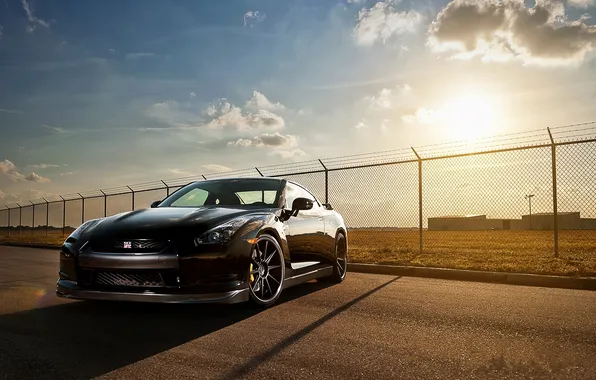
left=160, top=179, right=282, bottom=207
left=170, top=188, right=210, bottom=207
left=236, top=190, right=277, bottom=205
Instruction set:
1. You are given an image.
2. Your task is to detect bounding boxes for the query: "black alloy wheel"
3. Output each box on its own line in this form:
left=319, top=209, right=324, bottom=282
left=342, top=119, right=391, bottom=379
left=248, top=234, right=285, bottom=306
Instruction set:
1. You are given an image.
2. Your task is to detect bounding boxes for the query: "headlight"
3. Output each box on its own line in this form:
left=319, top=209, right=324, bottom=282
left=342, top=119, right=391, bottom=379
left=68, top=218, right=102, bottom=240
left=194, top=216, right=253, bottom=245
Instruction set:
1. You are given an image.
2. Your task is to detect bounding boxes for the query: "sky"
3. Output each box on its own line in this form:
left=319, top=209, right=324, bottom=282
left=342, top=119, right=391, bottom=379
left=1, top=0, right=596, bottom=205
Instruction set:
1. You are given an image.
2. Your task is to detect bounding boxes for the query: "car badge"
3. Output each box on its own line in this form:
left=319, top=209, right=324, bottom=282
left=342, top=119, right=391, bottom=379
left=123, top=241, right=132, bottom=249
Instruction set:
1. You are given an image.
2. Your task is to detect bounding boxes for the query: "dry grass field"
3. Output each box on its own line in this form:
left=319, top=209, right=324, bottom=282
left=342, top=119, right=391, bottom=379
left=1, top=228, right=595, bottom=277
left=348, top=229, right=596, bottom=277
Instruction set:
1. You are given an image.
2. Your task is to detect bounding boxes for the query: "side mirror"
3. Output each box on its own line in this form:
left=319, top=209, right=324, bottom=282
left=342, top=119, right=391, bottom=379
left=150, top=200, right=161, bottom=208
left=292, top=197, right=313, bottom=212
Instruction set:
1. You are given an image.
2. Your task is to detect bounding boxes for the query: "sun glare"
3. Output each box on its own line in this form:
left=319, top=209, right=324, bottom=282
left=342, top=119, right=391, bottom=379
left=437, top=92, right=501, bottom=142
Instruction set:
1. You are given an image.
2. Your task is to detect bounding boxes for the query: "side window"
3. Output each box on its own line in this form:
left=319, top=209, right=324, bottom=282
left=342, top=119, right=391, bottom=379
left=235, top=190, right=277, bottom=205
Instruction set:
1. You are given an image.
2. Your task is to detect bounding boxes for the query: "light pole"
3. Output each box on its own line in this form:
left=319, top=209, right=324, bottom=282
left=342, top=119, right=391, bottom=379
left=525, top=194, right=535, bottom=230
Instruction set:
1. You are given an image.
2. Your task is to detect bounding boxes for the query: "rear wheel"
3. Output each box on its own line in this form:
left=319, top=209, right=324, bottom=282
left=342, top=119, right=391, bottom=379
left=320, top=232, right=347, bottom=283
left=247, top=234, right=285, bottom=307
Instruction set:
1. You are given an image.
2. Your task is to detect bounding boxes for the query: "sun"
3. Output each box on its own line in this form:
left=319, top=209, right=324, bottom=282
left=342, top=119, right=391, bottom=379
left=436, top=92, right=501, bottom=142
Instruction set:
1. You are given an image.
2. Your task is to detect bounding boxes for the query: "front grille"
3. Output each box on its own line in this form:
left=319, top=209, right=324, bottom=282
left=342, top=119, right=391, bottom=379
left=93, top=271, right=165, bottom=287
left=91, top=239, right=169, bottom=253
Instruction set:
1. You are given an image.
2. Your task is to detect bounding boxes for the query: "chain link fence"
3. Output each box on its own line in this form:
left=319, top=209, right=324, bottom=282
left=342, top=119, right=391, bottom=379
left=1, top=124, right=595, bottom=274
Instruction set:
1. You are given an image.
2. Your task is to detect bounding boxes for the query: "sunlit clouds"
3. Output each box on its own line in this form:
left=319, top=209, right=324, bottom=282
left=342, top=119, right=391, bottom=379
left=1, top=159, right=50, bottom=183
left=244, top=10, right=266, bottom=27
left=353, top=0, right=424, bottom=46
left=2, top=0, right=596, bottom=202
left=428, top=0, right=596, bottom=66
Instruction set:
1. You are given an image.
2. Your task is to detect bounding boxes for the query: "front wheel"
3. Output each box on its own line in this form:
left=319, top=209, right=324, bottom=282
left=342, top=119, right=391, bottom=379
left=247, top=234, right=285, bottom=307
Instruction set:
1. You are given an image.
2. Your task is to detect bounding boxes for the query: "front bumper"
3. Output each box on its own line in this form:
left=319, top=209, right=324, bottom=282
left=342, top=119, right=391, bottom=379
left=56, top=279, right=249, bottom=304
left=57, top=236, right=255, bottom=304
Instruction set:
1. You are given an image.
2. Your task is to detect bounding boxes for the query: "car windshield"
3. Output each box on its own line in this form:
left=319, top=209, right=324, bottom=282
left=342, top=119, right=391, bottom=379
left=158, top=178, right=283, bottom=208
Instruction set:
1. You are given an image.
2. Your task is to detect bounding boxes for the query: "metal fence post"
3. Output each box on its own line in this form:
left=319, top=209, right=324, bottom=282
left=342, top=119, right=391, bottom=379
left=60, top=196, right=66, bottom=237
left=161, top=181, right=170, bottom=196
left=100, top=190, right=107, bottom=217
left=78, top=193, right=84, bottom=224
left=17, top=203, right=22, bottom=236
left=43, top=198, right=49, bottom=237
left=127, top=186, right=135, bottom=210
left=318, top=159, right=329, bottom=204
left=547, top=128, right=559, bottom=258
left=30, top=201, right=35, bottom=236
left=4, top=205, right=9, bottom=237
left=412, top=147, right=423, bottom=254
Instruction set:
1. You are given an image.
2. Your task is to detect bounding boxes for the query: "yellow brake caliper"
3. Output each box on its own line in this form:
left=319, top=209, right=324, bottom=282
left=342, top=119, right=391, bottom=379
left=250, top=263, right=254, bottom=283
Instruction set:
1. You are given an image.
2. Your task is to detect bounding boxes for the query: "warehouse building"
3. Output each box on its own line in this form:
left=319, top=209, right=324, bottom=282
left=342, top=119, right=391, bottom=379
left=428, top=212, right=596, bottom=230
left=427, top=215, right=516, bottom=231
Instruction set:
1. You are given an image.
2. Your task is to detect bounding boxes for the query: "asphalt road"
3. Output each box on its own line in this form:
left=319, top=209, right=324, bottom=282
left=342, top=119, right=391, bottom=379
left=0, top=246, right=595, bottom=380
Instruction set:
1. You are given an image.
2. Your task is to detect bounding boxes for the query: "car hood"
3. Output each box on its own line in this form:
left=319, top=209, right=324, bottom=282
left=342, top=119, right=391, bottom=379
left=87, top=206, right=271, bottom=240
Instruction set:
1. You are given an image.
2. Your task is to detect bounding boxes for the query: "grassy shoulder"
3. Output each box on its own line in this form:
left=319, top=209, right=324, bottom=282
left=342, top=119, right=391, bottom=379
left=348, top=230, right=596, bottom=277
left=1, top=229, right=595, bottom=277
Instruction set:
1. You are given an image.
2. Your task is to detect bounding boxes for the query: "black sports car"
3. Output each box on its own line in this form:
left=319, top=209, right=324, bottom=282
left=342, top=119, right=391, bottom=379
left=56, top=177, right=348, bottom=306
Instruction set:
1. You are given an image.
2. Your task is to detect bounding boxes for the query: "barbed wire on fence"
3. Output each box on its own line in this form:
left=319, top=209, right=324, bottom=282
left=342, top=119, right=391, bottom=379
left=1, top=123, right=595, bottom=209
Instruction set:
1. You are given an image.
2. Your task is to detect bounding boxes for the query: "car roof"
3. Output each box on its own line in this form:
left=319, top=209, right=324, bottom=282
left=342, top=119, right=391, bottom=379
left=193, top=176, right=284, bottom=182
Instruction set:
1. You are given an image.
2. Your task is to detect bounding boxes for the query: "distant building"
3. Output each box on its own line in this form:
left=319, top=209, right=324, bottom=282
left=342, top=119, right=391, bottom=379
left=522, top=212, right=596, bottom=230
left=428, top=212, right=596, bottom=231
left=428, top=215, right=515, bottom=231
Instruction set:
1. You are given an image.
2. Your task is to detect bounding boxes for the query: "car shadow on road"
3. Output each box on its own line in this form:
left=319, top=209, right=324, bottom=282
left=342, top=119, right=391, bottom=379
left=0, top=280, right=334, bottom=380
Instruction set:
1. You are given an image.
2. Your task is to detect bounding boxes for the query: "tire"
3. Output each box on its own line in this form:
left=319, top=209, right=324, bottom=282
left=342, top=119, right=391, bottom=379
left=320, top=232, right=348, bottom=283
left=247, top=234, right=286, bottom=307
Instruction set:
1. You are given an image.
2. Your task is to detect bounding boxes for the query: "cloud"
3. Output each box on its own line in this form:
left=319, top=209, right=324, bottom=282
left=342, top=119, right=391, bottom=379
left=144, top=91, right=286, bottom=133
left=25, top=172, right=50, bottom=183
left=1, top=159, right=50, bottom=183
left=245, top=91, right=286, bottom=111
left=204, top=101, right=285, bottom=131
left=27, top=163, right=59, bottom=169
left=353, top=0, right=424, bottom=46
left=41, top=124, right=69, bottom=134
left=201, top=164, right=231, bottom=172
left=428, top=0, right=596, bottom=66
left=355, top=120, right=369, bottom=129
left=271, top=149, right=307, bottom=159
left=0, top=159, right=24, bottom=181
left=401, top=108, right=438, bottom=124
left=59, top=172, right=77, bottom=176
left=0, top=108, right=23, bottom=114
left=125, top=52, right=155, bottom=60
left=363, top=84, right=412, bottom=110
left=227, top=132, right=298, bottom=148
left=21, top=0, right=50, bottom=33
left=568, top=0, right=595, bottom=8
left=244, top=11, right=266, bottom=27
